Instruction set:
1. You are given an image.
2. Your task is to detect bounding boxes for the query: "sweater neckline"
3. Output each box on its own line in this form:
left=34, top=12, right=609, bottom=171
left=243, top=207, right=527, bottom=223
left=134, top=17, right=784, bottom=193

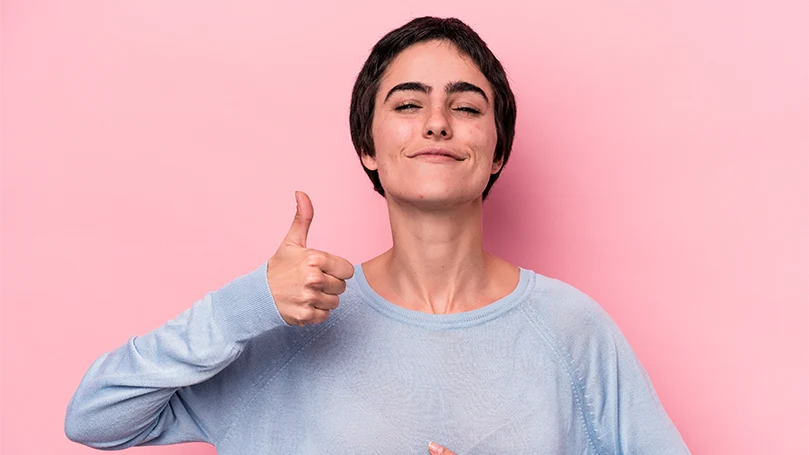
left=351, top=263, right=535, bottom=329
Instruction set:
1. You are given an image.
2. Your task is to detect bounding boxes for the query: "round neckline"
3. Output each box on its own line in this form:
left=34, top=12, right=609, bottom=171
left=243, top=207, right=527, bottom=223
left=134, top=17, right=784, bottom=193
left=351, top=264, right=536, bottom=330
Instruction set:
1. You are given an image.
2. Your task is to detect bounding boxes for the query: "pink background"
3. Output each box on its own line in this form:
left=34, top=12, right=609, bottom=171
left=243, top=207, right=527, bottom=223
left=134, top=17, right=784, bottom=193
left=1, top=1, right=807, bottom=453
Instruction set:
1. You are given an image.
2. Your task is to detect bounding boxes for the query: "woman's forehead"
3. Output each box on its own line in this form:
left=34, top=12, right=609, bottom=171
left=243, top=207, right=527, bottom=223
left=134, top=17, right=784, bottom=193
left=377, top=41, right=492, bottom=98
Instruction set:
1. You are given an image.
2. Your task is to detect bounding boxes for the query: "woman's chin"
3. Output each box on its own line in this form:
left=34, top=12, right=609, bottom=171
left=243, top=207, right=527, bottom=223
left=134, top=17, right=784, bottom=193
left=387, top=188, right=484, bottom=209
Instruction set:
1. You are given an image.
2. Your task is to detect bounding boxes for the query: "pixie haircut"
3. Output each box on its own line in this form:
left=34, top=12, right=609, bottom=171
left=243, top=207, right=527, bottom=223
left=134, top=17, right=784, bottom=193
left=349, top=16, right=517, bottom=201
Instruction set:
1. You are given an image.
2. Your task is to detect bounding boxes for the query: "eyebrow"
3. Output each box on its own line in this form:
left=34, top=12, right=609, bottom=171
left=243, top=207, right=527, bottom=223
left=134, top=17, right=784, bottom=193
left=383, top=80, right=489, bottom=104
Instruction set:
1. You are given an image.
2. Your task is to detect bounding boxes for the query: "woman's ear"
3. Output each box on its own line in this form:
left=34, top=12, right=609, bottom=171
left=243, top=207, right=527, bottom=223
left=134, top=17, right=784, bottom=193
left=491, top=156, right=503, bottom=174
left=361, top=152, right=379, bottom=171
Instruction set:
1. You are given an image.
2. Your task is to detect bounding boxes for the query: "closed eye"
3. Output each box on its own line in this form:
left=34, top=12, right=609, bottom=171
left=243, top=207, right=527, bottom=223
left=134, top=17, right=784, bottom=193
left=455, top=107, right=481, bottom=114
left=395, top=103, right=421, bottom=111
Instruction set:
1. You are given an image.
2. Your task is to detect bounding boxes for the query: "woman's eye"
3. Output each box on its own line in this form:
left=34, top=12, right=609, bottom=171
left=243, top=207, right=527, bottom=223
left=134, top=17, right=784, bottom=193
left=454, top=106, right=481, bottom=114
left=395, top=103, right=421, bottom=111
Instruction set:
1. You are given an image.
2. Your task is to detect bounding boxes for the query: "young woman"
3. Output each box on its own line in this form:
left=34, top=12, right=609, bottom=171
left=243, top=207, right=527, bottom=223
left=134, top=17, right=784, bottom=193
left=66, top=16, right=690, bottom=454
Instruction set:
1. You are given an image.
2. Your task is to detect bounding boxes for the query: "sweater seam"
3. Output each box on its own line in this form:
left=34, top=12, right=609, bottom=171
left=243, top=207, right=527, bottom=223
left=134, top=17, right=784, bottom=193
left=213, top=300, right=360, bottom=447
left=362, top=293, right=531, bottom=330
left=353, top=267, right=536, bottom=330
left=520, top=305, right=607, bottom=455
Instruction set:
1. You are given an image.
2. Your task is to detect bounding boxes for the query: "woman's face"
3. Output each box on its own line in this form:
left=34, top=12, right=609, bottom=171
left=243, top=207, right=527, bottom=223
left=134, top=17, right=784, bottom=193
left=363, top=40, right=501, bottom=208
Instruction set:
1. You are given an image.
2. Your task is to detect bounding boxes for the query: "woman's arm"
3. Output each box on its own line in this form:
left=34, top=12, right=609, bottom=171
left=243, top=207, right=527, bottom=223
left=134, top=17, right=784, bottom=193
left=526, top=279, right=691, bottom=454
left=65, top=194, right=354, bottom=448
left=64, top=260, right=289, bottom=448
left=578, top=302, right=691, bottom=454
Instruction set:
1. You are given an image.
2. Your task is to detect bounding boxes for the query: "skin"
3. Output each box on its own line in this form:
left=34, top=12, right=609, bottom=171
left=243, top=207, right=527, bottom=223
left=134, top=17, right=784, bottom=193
left=360, top=39, right=520, bottom=316
left=269, top=40, right=520, bottom=452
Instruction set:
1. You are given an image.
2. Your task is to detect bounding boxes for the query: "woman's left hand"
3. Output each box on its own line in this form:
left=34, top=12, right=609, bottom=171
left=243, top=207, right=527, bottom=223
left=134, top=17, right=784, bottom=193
left=428, top=441, right=458, bottom=455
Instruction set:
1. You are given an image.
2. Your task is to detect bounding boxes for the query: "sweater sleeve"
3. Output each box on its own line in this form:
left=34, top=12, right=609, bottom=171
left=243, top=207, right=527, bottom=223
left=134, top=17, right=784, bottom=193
left=527, top=276, right=690, bottom=455
left=576, top=301, right=691, bottom=455
left=64, top=260, right=291, bottom=449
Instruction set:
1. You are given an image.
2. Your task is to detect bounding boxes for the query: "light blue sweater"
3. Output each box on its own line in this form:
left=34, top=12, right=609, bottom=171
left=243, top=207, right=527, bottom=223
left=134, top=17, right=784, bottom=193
left=65, top=261, right=690, bottom=454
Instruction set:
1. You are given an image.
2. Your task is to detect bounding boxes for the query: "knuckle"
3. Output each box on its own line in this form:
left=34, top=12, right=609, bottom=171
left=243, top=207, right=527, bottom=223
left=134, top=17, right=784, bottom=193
left=294, top=289, right=318, bottom=305
left=297, top=307, right=314, bottom=322
left=303, top=271, right=324, bottom=288
left=305, top=251, right=327, bottom=267
left=303, top=289, right=320, bottom=304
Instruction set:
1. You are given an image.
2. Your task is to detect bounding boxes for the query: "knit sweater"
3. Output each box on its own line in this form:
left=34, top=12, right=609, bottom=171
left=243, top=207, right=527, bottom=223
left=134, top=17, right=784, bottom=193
left=65, top=261, right=690, bottom=454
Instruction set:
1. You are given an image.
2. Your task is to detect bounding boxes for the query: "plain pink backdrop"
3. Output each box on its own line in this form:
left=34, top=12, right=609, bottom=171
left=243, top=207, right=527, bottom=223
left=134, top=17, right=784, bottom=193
left=1, top=1, right=807, bottom=453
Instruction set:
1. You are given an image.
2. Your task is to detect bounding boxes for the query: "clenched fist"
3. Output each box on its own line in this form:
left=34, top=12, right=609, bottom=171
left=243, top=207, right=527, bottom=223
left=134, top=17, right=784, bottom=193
left=266, top=191, right=354, bottom=326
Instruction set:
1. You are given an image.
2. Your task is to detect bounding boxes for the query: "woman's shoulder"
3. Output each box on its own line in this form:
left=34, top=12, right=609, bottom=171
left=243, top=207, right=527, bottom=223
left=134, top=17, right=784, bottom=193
left=519, top=267, right=623, bottom=344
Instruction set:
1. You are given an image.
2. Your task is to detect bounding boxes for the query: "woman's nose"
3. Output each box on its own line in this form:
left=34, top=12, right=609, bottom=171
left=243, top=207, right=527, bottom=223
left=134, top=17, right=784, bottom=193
left=423, top=106, right=452, bottom=139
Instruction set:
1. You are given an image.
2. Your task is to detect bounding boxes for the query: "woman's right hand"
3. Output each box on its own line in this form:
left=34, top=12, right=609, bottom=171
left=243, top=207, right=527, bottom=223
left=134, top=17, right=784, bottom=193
left=266, top=191, right=355, bottom=326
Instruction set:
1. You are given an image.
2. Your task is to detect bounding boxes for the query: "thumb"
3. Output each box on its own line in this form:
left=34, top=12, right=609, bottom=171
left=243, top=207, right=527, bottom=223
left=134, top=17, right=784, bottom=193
left=284, top=191, right=314, bottom=248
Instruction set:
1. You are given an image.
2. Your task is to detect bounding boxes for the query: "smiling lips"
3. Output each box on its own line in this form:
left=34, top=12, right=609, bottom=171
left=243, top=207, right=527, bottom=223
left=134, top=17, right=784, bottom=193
left=409, top=147, right=465, bottom=161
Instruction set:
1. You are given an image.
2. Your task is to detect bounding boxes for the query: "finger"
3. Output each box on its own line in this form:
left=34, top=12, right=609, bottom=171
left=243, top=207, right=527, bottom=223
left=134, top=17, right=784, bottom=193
left=318, top=273, right=347, bottom=295
left=320, top=253, right=355, bottom=281
left=428, top=441, right=456, bottom=455
left=283, top=191, right=314, bottom=248
left=308, top=307, right=330, bottom=324
left=312, top=293, right=339, bottom=311
left=304, top=250, right=354, bottom=281
left=300, top=266, right=345, bottom=295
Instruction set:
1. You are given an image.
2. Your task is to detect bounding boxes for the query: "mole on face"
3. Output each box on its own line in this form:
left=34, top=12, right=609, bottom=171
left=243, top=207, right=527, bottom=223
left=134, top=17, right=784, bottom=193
left=419, top=194, right=425, bottom=199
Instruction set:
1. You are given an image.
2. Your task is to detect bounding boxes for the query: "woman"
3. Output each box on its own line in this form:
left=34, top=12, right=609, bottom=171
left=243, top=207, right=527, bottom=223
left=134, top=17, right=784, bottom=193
left=65, top=17, right=690, bottom=454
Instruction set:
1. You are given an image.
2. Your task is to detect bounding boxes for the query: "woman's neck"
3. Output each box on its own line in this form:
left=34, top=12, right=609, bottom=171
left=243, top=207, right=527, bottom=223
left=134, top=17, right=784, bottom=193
left=362, top=196, right=517, bottom=314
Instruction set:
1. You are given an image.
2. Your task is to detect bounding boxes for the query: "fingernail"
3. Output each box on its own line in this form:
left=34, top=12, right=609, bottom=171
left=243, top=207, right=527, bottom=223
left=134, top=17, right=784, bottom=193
left=294, top=191, right=300, bottom=205
left=428, top=441, right=443, bottom=454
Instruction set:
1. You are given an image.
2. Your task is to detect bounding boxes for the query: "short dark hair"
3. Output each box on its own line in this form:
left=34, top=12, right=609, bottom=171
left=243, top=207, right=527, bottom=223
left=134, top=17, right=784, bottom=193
left=349, top=16, right=517, bottom=201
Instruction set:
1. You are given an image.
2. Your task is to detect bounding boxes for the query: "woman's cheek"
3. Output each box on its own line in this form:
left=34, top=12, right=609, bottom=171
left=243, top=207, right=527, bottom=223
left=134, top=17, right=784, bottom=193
left=374, top=118, right=413, bottom=157
left=466, top=123, right=497, bottom=162
left=390, top=120, right=417, bottom=147
left=479, top=123, right=498, bottom=162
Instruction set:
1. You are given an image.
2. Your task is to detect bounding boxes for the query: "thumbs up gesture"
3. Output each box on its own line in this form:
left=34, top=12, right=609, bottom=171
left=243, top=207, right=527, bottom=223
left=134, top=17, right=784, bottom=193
left=266, top=191, right=355, bottom=326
